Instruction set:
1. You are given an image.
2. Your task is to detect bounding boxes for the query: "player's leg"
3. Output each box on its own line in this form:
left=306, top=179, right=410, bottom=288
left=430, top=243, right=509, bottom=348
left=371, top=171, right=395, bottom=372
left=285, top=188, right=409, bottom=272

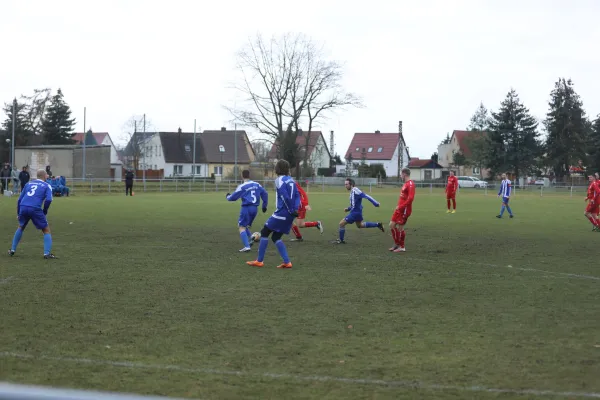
left=291, top=218, right=303, bottom=241
left=272, top=230, right=292, bottom=268
left=247, top=225, right=272, bottom=267
left=504, top=198, right=513, bottom=217
left=333, top=218, right=349, bottom=243
left=9, top=211, right=31, bottom=255
left=32, top=210, right=55, bottom=258
left=359, top=220, right=385, bottom=231
left=584, top=209, right=598, bottom=229
left=238, top=209, right=252, bottom=251
left=451, top=194, right=456, bottom=212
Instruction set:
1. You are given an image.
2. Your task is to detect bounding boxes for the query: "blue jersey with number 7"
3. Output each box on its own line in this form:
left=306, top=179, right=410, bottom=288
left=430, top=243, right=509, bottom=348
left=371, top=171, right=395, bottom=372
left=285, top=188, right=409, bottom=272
left=226, top=180, right=268, bottom=207
left=18, top=179, right=53, bottom=213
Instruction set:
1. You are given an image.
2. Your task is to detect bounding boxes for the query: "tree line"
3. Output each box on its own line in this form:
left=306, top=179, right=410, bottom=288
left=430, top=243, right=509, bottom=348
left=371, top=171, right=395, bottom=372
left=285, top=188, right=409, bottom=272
left=1, top=88, right=77, bottom=162
left=454, top=79, right=600, bottom=181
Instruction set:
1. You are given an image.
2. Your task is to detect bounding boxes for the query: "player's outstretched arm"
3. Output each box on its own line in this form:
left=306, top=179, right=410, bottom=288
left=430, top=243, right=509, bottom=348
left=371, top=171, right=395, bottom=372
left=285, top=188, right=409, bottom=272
left=43, top=187, right=53, bottom=215
left=225, top=186, right=244, bottom=201
left=361, top=192, right=380, bottom=207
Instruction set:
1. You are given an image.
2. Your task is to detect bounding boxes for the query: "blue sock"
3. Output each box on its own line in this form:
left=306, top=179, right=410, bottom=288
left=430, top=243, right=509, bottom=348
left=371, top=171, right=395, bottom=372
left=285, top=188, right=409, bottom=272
left=275, top=240, right=290, bottom=263
left=506, top=205, right=513, bottom=216
left=245, top=228, right=252, bottom=238
left=339, top=228, right=345, bottom=241
left=43, top=233, right=52, bottom=255
left=500, top=205, right=505, bottom=216
left=240, top=231, right=250, bottom=248
left=11, top=228, right=23, bottom=251
left=364, top=221, right=378, bottom=228
left=257, top=237, right=268, bottom=262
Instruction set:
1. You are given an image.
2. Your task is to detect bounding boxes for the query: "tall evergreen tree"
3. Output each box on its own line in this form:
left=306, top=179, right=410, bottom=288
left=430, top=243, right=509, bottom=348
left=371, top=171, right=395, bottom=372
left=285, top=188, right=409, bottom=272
left=588, top=115, right=600, bottom=173
left=41, top=88, right=76, bottom=144
left=487, top=89, right=541, bottom=180
left=468, top=102, right=489, bottom=131
left=543, top=78, right=590, bottom=179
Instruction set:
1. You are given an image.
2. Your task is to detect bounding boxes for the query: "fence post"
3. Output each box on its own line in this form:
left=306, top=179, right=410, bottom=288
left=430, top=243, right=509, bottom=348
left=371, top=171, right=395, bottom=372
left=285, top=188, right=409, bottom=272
left=175, top=179, right=178, bottom=192
left=570, top=185, right=573, bottom=197
left=189, top=179, right=191, bottom=192
left=430, top=183, right=432, bottom=194
left=369, top=182, right=372, bottom=193
left=90, top=178, right=93, bottom=194
left=203, top=179, right=206, bottom=192
left=160, top=179, right=162, bottom=192
left=108, top=180, right=111, bottom=194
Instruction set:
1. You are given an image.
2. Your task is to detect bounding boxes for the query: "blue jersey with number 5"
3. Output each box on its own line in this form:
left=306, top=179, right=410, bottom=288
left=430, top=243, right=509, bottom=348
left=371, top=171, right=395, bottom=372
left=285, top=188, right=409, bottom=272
left=226, top=180, right=268, bottom=207
left=18, top=179, right=53, bottom=212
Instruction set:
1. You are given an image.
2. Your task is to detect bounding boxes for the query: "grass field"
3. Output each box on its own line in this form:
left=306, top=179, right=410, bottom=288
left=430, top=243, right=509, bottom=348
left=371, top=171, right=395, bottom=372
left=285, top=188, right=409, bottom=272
left=0, top=187, right=599, bottom=400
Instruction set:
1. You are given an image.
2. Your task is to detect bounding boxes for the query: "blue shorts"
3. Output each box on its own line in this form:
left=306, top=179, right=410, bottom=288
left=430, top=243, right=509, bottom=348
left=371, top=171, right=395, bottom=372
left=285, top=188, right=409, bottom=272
left=344, top=211, right=363, bottom=224
left=19, top=206, right=48, bottom=230
left=238, top=206, right=258, bottom=227
left=502, top=196, right=510, bottom=204
left=265, top=213, right=295, bottom=234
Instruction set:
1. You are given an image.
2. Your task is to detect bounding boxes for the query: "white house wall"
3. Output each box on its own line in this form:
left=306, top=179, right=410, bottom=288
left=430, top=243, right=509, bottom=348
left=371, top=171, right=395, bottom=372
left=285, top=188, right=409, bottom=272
left=308, top=136, right=331, bottom=170
left=437, top=143, right=453, bottom=168
left=164, top=163, right=209, bottom=177
left=142, top=134, right=166, bottom=171
left=413, top=168, right=443, bottom=181
left=101, top=136, right=121, bottom=165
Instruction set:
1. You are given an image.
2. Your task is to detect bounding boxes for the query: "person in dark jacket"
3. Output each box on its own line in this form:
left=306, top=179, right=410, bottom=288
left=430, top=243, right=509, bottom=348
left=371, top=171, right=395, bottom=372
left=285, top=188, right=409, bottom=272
left=19, top=166, right=30, bottom=193
left=0, top=164, right=11, bottom=194
left=125, top=169, right=134, bottom=196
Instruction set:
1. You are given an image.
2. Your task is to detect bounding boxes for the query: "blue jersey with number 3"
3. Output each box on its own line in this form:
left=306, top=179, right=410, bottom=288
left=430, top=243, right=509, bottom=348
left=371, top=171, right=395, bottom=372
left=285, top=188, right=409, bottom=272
left=18, top=179, right=53, bottom=213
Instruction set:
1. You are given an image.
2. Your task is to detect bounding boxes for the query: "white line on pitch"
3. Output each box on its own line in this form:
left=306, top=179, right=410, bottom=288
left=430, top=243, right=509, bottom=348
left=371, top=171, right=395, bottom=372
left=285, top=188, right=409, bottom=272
left=1, top=352, right=599, bottom=398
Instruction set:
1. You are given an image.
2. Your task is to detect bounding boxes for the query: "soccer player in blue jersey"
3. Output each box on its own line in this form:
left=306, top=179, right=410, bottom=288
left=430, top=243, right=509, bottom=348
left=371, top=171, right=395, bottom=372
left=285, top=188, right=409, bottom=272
left=226, top=170, right=268, bottom=252
left=247, top=160, right=300, bottom=269
left=496, top=173, right=514, bottom=219
left=8, top=169, right=57, bottom=259
left=332, top=178, right=384, bottom=244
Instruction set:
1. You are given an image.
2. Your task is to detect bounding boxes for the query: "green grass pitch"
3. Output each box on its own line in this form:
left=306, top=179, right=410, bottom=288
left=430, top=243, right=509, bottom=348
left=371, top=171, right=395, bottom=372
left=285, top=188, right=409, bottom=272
left=0, top=187, right=599, bottom=399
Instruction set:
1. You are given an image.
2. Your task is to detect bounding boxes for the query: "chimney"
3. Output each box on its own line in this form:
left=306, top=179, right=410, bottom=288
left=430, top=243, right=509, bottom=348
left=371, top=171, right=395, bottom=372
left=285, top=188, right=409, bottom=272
left=221, top=127, right=226, bottom=131
left=297, top=128, right=303, bottom=136
left=375, top=130, right=380, bottom=134
left=178, top=127, right=182, bottom=133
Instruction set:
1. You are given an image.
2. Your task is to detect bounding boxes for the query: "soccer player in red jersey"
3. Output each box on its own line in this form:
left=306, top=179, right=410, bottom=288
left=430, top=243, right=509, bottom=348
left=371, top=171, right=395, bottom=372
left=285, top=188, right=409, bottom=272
left=290, top=181, right=323, bottom=241
left=389, top=168, right=415, bottom=252
left=446, top=170, right=458, bottom=213
left=584, top=174, right=599, bottom=231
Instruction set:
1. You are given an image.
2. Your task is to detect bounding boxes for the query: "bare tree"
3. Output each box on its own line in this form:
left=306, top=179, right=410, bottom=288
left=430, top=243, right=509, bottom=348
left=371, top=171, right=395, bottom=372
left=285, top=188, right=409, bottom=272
left=250, top=139, right=273, bottom=162
left=228, top=33, right=362, bottom=178
left=121, top=114, right=155, bottom=171
left=21, top=88, right=52, bottom=138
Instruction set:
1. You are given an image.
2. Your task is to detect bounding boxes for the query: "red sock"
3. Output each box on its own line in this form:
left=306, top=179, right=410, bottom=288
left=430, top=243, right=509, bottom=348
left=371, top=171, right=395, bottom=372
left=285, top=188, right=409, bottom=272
left=391, top=228, right=400, bottom=245
left=304, top=221, right=318, bottom=228
left=587, top=216, right=597, bottom=226
left=292, top=225, right=302, bottom=238
left=452, top=199, right=456, bottom=210
left=447, top=199, right=450, bottom=210
left=400, top=230, right=406, bottom=247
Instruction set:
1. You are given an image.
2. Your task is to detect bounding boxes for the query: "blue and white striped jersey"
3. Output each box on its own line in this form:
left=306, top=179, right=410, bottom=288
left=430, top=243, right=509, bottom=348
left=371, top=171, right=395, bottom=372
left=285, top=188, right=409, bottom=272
left=498, top=179, right=512, bottom=198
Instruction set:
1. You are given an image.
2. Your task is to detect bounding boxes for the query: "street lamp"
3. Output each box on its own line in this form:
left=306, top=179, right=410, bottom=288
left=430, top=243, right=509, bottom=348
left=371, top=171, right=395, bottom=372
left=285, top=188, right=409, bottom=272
left=6, top=138, right=11, bottom=167
left=219, top=145, right=225, bottom=177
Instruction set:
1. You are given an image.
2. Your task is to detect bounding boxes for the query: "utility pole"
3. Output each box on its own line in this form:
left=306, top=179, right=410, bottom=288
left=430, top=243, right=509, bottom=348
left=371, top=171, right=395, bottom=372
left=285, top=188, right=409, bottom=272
left=193, top=119, right=196, bottom=181
left=83, top=107, right=86, bottom=180
left=234, top=123, right=238, bottom=183
left=143, top=114, right=146, bottom=190
left=397, top=120, right=403, bottom=183
left=11, top=98, right=16, bottom=169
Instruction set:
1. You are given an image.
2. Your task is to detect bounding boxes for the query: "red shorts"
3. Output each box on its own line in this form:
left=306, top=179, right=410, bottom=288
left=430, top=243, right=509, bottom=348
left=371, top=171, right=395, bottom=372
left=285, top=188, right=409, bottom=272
left=391, top=208, right=411, bottom=226
left=297, top=205, right=307, bottom=219
left=586, top=202, right=599, bottom=214
left=446, top=191, right=456, bottom=200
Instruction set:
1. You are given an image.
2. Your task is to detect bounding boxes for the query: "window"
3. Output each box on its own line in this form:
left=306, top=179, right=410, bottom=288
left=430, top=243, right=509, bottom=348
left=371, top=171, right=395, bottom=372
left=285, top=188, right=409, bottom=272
left=214, top=166, right=223, bottom=175
left=185, top=144, right=191, bottom=152
left=355, top=147, right=359, bottom=151
left=377, top=147, right=383, bottom=152
left=173, top=165, right=183, bottom=175
left=473, top=167, right=481, bottom=174
left=367, top=147, right=373, bottom=152
left=194, top=165, right=202, bottom=175
left=425, top=170, right=432, bottom=180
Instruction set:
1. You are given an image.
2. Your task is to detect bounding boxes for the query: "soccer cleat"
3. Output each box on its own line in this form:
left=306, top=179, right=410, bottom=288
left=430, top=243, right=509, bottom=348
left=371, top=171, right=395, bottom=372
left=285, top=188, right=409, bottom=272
left=377, top=222, right=385, bottom=232
left=509, top=215, right=514, bottom=218
left=276, top=262, right=292, bottom=269
left=446, top=210, right=451, bottom=213
left=239, top=247, right=252, bottom=253
left=317, top=221, right=324, bottom=234
left=393, top=247, right=406, bottom=253
left=451, top=210, right=456, bottom=214
left=389, top=245, right=399, bottom=251
left=8, top=250, right=14, bottom=257
left=290, top=237, right=304, bottom=242
left=246, top=260, right=264, bottom=267
left=496, top=215, right=502, bottom=219
left=44, top=253, right=57, bottom=259
left=331, top=239, right=346, bottom=244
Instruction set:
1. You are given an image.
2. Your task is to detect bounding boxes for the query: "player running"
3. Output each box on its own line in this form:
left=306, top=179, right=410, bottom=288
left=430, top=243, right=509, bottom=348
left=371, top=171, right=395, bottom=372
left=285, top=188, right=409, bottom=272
left=496, top=173, right=514, bottom=219
left=332, top=178, right=384, bottom=244
left=389, top=168, right=415, bottom=252
left=247, top=160, right=300, bottom=269
left=290, top=181, right=323, bottom=241
left=8, top=169, right=57, bottom=259
left=446, top=170, right=458, bottom=213
left=584, top=174, right=599, bottom=231
left=226, top=169, right=268, bottom=252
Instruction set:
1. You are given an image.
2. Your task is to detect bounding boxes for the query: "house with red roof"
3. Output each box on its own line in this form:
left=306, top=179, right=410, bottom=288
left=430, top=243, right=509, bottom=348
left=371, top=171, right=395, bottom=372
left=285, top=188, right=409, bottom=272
left=73, top=130, right=123, bottom=180
left=407, top=158, right=444, bottom=181
left=344, top=130, right=410, bottom=177
left=437, top=130, right=490, bottom=178
left=267, top=130, right=331, bottom=172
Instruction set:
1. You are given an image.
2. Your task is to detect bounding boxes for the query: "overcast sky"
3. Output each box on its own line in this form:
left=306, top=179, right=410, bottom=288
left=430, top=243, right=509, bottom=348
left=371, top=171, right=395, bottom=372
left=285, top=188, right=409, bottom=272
left=1, top=0, right=599, bottom=159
